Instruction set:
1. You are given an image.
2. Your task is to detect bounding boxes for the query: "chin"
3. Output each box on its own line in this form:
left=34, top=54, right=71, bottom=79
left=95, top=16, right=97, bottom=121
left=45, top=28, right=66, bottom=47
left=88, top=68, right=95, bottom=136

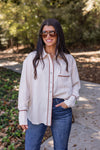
left=45, top=43, right=56, bottom=47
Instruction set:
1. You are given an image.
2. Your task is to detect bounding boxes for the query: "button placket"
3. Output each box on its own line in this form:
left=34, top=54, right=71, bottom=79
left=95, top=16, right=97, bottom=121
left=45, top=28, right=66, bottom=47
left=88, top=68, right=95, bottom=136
left=47, top=55, right=54, bottom=125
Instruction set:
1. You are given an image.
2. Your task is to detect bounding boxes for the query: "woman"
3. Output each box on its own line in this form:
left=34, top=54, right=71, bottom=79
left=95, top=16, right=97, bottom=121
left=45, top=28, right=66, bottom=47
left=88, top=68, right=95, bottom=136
left=18, top=18, right=80, bottom=150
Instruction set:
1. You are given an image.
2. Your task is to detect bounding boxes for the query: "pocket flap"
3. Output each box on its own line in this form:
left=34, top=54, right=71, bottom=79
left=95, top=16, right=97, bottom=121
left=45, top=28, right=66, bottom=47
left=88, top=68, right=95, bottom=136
left=58, top=71, right=70, bottom=77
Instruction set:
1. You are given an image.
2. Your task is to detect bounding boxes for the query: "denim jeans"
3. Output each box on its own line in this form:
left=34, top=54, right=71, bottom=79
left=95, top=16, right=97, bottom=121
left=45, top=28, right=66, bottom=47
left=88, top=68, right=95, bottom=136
left=25, top=98, right=72, bottom=150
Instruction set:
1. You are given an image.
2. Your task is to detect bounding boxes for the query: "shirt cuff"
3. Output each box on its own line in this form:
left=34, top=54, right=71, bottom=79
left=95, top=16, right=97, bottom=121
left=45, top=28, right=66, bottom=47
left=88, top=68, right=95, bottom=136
left=19, top=111, right=27, bottom=125
left=64, top=95, right=76, bottom=108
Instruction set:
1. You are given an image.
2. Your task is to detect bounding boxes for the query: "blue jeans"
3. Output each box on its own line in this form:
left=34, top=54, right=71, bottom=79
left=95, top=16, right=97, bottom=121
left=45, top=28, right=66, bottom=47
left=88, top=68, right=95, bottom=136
left=25, top=98, right=72, bottom=150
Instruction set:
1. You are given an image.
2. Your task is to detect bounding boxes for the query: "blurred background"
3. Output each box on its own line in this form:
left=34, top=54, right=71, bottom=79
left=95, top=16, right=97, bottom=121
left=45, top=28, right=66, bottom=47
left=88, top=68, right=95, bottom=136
left=0, top=0, right=100, bottom=52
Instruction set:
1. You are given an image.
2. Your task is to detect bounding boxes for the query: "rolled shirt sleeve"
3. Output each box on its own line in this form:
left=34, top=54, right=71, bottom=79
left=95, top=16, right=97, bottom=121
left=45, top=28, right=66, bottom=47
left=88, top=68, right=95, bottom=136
left=64, top=57, right=81, bottom=107
left=18, top=58, right=30, bottom=125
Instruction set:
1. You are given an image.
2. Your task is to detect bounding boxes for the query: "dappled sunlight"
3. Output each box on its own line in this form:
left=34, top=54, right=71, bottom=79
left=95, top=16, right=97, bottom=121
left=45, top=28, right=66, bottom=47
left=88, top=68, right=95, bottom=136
left=0, top=50, right=28, bottom=64
left=72, top=50, right=100, bottom=56
left=82, top=83, right=100, bottom=91
left=71, top=50, right=100, bottom=84
left=84, top=83, right=100, bottom=87
left=87, top=111, right=96, bottom=114
left=0, top=60, right=19, bottom=67
left=0, top=62, right=22, bottom=73
left=97, top=97, right=100, bottom=100
left=79, top=96, right=88, bottom=101
left=81, top=103, right=94, bottom=109
left=73, top=80, right=100, bottom=132
left=91, top=132, right=100, bottom=140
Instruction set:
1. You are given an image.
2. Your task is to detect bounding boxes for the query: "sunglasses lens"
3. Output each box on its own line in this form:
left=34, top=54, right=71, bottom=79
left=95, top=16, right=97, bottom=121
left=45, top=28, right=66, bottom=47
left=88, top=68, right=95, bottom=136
left=41, top=33, right=48, bottom=38
left=49, top=31, right=56, bottom=37
left=40, top=31, right=57, bottom=38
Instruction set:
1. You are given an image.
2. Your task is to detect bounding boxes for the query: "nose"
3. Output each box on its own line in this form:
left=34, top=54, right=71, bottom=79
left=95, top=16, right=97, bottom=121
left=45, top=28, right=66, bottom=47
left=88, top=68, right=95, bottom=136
left=46, top=33, right=51, bottom=38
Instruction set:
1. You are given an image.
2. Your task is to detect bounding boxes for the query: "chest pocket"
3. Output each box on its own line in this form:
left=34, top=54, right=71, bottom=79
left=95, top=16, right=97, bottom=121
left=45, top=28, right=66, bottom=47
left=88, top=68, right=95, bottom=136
left=58, top=71, right=70, bottom=77
left=57, top=70, right=71, bottom=89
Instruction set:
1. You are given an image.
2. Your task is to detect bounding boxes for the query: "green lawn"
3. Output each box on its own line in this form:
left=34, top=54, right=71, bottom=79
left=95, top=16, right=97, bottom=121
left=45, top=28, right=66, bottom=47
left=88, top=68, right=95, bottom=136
left=0, top=67, right=25, bottom=150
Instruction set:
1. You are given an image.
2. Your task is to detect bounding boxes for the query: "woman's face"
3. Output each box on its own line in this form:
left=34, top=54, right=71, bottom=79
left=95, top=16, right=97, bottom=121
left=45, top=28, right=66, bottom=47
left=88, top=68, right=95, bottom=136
left=41, top=25, right=57, bottom=47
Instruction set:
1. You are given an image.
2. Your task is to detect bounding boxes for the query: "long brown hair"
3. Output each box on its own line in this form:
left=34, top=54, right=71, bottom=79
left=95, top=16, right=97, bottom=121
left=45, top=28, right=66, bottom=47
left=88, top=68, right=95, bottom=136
left=33, top=18, right=70, bottom=79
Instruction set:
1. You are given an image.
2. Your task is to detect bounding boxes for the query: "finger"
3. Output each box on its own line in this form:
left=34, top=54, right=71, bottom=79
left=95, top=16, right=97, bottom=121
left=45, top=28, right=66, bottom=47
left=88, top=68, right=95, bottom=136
left=62, top=103, right=68, bottom=108
left=21, top=125, right=25, bottom=130
left=55, top=103, right=61, bottom=107
left=23, top=125, right=28, bottom=130
left=25, top=125, right=28, bottom=129
left=23, top=125, right=28, bottom=132
left=20, top=125, right=28, bottom=130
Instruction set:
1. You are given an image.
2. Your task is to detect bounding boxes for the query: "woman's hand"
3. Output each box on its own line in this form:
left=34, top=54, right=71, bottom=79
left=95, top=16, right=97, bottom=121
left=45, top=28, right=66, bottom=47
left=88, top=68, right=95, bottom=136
left=20, top=125, right=28, bottom=132
left=55, top=102, right=68, bottom=109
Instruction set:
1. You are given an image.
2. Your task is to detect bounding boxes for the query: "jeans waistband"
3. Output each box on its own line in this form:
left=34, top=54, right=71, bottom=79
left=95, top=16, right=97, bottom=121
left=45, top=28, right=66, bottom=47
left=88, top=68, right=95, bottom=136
left=53, top=98, right=64, bottom=106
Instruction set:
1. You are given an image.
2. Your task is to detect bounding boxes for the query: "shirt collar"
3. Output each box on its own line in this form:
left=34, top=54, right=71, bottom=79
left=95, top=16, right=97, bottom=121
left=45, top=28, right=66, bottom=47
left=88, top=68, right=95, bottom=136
left=42, top=48, right=62, bottom=60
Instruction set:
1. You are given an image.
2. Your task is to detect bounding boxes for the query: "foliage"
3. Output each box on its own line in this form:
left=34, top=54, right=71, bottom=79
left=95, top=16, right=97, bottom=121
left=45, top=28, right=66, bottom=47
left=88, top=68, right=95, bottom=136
left=0, top=0, right=100, bottom=49
left=0, top=0, right=47, bottom=47
left=44, top=0, right=100, bottom=46
left=0, top=67, right=25, bottom=149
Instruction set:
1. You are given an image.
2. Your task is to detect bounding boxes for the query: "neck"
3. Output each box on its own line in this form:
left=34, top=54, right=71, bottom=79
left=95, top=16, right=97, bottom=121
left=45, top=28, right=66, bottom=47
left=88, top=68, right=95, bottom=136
left=45, top=46, right=56, bottom=55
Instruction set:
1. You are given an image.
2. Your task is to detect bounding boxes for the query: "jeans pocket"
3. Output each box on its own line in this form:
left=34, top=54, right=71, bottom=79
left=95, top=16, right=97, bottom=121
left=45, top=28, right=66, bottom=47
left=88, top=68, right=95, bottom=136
left=60, top=106, right=67, bottom=110
left=54, top=106, right=66, bottom=112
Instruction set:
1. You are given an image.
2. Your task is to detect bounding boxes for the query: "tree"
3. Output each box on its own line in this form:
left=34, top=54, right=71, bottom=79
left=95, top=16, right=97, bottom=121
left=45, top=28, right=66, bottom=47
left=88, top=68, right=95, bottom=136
left=0, top=0, right=47, bottom=48
left=0, top=0, right=100, bottom=49
left=43, top=0, right=100, bottom=46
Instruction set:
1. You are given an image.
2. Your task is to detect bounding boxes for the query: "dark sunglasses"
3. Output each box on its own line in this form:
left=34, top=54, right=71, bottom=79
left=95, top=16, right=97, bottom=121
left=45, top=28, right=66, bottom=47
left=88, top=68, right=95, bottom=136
left=40, top=30, right=57, bottom=38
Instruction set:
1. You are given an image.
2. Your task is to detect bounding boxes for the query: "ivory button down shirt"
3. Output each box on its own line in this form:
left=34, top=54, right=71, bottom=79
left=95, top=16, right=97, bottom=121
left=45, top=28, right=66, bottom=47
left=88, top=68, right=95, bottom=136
left=18, top=50, right=80, bottom=126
